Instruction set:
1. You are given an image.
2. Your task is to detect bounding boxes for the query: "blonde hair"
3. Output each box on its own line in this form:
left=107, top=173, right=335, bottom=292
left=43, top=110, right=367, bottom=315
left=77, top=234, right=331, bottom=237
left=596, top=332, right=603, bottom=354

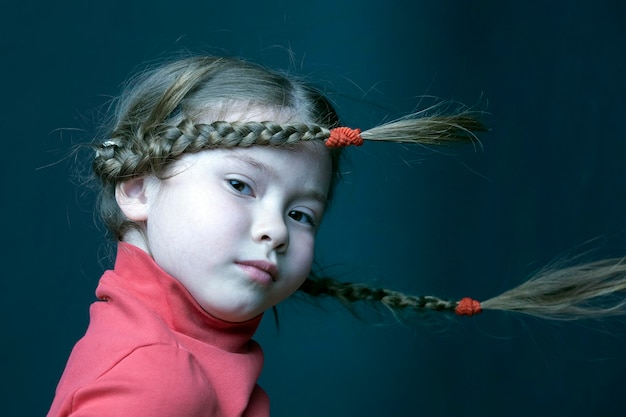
left=91, top=53, right=626, bottom=323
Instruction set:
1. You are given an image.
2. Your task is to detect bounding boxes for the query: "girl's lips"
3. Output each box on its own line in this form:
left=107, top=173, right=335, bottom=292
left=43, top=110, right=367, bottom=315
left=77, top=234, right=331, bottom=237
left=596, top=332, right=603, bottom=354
left=236, top=260, right=278, bottom=284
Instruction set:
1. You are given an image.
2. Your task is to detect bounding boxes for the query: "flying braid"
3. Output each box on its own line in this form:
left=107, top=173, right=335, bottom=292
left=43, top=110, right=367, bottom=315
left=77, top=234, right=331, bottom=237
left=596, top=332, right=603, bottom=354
left=299, top=276, right=459, bottom=313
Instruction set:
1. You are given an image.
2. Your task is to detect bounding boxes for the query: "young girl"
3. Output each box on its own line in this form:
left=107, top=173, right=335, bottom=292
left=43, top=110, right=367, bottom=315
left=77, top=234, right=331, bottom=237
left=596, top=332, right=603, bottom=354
left=47, top=54, right=626, bottom=417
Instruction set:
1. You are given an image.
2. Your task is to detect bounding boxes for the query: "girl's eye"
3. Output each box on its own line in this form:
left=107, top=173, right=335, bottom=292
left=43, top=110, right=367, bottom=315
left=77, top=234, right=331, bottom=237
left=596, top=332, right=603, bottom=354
left=288, top=210, right=317, bottom=227
left=228, top=179, right=254, bottom=196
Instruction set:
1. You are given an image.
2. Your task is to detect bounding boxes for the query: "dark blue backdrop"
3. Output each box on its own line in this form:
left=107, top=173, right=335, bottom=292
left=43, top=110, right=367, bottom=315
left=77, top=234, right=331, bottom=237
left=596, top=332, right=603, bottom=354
left=3, top=1, right=626, bottom=416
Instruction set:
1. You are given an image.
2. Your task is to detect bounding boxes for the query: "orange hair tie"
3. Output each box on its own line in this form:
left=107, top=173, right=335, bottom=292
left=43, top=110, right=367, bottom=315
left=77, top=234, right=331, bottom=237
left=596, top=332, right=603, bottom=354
left=455, top=297, right=482, bottom=316
left=326, top=127, right=363, bottom=148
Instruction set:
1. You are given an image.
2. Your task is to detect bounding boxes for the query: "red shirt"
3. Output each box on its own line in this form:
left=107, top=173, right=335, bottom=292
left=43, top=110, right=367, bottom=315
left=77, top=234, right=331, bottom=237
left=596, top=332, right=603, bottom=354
left=47, top=242, right=269, bottom=417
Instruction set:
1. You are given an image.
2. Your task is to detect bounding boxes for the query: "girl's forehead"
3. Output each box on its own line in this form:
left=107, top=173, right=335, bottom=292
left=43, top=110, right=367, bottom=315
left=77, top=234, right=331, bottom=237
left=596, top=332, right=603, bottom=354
left=206, top=141, right=330, bottom=164
left=172, top=140, right=331, bottom=173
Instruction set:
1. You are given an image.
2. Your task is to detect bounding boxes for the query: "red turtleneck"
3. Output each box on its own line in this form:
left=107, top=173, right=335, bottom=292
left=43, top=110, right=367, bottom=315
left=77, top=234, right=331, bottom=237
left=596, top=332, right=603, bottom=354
left=47, top=242, right=268, bottom=417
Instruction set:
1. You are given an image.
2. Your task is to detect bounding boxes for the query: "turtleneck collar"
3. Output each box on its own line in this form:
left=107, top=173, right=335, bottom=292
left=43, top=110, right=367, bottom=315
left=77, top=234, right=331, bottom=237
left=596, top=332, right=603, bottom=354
left=97, top=242, right=263, bottom=353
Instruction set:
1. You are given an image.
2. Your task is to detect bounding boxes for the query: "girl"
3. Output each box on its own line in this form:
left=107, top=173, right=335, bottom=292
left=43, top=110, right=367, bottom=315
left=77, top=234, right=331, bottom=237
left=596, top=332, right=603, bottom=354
left=47, top=54, right=626, bottom=417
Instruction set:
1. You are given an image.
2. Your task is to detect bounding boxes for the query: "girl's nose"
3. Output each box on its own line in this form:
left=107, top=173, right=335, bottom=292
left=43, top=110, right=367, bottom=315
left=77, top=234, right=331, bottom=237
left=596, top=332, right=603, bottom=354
left=252, top=208, right=289, bottom=252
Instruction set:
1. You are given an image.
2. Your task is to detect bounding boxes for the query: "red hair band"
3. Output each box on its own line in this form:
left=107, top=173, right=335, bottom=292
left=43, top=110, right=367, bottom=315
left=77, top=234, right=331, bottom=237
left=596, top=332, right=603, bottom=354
left=326, top=127, right=363, bottom=148
left=455, top=297, right=482, bottom=316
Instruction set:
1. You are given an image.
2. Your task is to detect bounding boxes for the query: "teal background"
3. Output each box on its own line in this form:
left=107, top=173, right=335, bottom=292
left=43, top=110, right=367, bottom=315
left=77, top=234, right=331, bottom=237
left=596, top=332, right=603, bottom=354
left=3, top=1, right=626, bottom=416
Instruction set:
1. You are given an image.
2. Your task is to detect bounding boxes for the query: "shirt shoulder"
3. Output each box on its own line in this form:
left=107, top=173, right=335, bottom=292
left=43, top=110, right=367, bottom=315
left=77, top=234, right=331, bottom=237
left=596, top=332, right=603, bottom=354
left=57, top=344, right=218, bottom=417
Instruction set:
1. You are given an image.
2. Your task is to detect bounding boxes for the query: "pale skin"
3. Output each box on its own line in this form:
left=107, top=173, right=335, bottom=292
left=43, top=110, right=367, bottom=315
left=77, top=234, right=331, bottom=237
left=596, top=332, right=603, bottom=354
left=115, top=141, right=333, bottom=322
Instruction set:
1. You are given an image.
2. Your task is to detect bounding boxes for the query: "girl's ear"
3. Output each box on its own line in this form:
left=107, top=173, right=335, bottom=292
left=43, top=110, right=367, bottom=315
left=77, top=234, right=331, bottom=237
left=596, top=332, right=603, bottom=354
left=115, top=177, right=152, bottom=221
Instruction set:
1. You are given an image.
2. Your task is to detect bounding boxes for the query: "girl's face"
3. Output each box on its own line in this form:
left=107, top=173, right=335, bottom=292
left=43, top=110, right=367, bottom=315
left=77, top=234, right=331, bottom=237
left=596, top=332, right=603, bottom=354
left=119, top=142, right=333, bottom=322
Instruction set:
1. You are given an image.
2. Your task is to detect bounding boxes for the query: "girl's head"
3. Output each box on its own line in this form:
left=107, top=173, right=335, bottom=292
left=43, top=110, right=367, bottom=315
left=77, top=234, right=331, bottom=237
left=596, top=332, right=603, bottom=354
left=93, top=55, right=342, bottom=241
left=92, top=55, right=344, bottom=322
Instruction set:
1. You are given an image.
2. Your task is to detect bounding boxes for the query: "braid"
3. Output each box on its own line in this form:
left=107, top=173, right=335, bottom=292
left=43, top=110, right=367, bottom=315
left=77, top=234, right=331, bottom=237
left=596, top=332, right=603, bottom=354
left=190, top=121, right=330, bottom=148
left=93, top=120, right=331, bottom=184
left=301, top=256, right=626, bottom=321
left=299, top=276, right=458, bottom=314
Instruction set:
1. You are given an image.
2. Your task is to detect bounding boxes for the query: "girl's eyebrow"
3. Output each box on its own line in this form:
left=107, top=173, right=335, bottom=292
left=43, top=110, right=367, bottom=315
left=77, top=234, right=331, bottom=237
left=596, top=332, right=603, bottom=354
left=225, top=154, right=272, bottom=176
left=224, top=154, right=329, bottom=204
